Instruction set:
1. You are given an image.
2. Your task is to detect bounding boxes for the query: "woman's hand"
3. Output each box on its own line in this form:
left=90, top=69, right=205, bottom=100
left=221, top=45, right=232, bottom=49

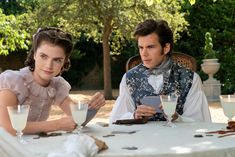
left=56, top=116, right=77, bottom=131
left=89, top=92, right=105, bottom=110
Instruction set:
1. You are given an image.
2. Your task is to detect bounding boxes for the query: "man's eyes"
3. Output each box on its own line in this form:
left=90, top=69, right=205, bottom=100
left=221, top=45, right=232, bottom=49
left=40, top=55, right=47, bottom=59
left=138, top=45, right=156, bottom=49
left=147, top=45, right=155, bottom=49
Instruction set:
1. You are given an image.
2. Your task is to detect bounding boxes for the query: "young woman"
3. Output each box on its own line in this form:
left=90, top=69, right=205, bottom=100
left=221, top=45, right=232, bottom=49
left=0, top=27, right=105, bottom=135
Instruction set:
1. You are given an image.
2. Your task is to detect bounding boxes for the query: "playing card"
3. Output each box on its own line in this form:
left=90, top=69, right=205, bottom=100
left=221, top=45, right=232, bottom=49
left=140, top=96, right=162, bottom=113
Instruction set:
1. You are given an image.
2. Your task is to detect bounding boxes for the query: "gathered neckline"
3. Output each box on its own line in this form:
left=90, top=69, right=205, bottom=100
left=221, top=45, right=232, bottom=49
left=20, top=67, right=56, bottom=99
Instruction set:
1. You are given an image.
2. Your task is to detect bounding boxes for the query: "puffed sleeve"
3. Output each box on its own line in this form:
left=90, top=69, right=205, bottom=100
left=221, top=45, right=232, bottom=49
left=54, top=76, right=71, bottom=105
left=109, top=74, right=136, bottom=123
left=182, top=73, right=211, bottom=122
left=0, top=70, right=28, bottom=105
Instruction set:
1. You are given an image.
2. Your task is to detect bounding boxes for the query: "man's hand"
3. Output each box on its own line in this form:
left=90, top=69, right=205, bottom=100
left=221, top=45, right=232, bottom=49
left=171, top=112, right=179, bottom=122
left=134, top=105, right=156, bottom=119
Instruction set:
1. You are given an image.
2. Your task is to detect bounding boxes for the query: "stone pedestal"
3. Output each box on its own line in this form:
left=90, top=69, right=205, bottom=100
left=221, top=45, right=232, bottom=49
left=203, top=79, right=221, bottom=102
left=201, top=58, right=221, bottom=102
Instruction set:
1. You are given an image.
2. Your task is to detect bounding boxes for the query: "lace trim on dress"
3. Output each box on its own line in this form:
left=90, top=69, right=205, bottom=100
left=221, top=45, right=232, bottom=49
left=20, top=67, right=56, bottom=99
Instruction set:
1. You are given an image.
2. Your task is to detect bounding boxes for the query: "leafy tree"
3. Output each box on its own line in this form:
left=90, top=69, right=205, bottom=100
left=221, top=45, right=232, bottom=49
left=0, top=9, right=30, bottom=55
left=0, top=0, right=21, bottom=15
left=0, top=0, right=40, bottom=56
left=0, top=0, right=39, bottom=15
left=35, top=0, right=188, bottom=99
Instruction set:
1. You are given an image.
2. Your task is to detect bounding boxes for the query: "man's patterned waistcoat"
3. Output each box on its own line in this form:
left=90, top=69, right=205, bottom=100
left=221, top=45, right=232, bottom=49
left=126, top=61, right=194, bottom=121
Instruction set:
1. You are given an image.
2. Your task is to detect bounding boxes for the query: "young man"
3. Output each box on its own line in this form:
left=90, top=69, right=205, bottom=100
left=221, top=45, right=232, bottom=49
left=110, top=19, right=211, bottom=123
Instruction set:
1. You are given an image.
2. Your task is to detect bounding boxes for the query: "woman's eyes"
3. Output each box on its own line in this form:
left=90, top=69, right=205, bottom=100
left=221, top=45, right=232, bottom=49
left=40, top=55, right=63, bottom=64
left=54, top=59, right=63, bottom=64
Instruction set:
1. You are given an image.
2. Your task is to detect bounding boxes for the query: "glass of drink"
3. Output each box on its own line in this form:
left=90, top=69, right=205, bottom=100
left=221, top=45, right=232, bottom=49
left=220, top=95, right=235, bottom=122
left=160, top=93, right=178, bottom=127
left=7, top=105, right=30, bottom=144
left=70, top=98, right=89, bottom=133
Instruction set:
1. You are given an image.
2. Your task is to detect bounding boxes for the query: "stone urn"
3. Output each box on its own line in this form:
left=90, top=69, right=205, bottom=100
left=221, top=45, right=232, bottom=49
left=201, top=58, right=221, bottom=101
left=201, top=58, right=220, bottom=83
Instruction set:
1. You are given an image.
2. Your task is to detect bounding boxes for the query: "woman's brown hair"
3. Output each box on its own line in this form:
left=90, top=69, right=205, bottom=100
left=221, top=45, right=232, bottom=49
left=24, top=27, right=73, bottom=75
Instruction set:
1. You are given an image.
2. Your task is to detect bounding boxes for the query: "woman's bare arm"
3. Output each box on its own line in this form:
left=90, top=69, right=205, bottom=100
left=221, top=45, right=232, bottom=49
left=0, top=90, right=76, bottom=135
left=0, top=90, right=18, bottom=135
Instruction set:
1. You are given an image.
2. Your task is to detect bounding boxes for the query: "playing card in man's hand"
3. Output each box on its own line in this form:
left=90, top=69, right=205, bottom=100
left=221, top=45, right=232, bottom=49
left=140, top=96, right=162, bottom=113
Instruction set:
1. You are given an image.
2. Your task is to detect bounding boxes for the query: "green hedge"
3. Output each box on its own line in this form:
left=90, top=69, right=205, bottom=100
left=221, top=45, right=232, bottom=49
left=175, top=0, right=235, bottom=94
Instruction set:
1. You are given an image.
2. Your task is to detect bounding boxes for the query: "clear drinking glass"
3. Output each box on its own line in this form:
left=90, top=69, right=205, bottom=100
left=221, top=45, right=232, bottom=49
left=160, top=93, right=178, bottom=127
left=70, top=98, right=89, bottom=133
left=220, top=95, right=235, bottom=122
left=7, top=105, right=30, bottom=144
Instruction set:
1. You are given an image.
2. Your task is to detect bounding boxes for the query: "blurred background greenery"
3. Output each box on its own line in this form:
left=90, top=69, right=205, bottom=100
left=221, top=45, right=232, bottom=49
left=0, top=0, right=234, bottom=98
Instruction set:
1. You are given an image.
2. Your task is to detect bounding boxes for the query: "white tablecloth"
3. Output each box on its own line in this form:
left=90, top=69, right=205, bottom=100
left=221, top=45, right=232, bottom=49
left=24, top=122, right=235, bottom=157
